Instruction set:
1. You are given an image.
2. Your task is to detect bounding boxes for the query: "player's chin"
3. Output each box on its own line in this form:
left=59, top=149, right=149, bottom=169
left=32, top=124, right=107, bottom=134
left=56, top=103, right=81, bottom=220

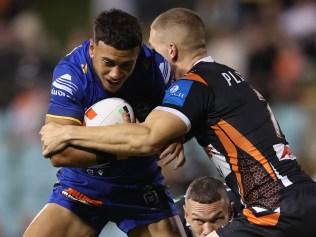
left=103, top=81, right=123, bottom=93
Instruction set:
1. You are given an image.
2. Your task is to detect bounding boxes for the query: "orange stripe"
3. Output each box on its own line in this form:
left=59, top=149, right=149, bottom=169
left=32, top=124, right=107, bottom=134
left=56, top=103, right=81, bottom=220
left=217, top=119, right=277, bottom=181
left=64, top=188, right=103, bottom=207
left=212, top=124, right=244, bottom=198
left=85, top=107, right=97, bottom=120
left=183, top=72, right=208, bottom=85
left=243, top=208, right=280, bottom=226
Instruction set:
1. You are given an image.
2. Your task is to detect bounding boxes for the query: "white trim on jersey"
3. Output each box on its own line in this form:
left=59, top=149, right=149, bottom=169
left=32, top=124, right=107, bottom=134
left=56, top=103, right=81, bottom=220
left=252, top=206, right=280, bottom=214
left=159, top=60, right=172, bottom=85
left=193, top=56, right=214, bottom=66
left=270, top=162, right=293, bottom=188
left=154, top=106, right=191, bottom=133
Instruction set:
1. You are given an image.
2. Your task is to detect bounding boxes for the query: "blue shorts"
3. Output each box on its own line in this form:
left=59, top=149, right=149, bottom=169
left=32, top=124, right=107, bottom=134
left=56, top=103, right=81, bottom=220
left=48, top=162, right=178, bottom=235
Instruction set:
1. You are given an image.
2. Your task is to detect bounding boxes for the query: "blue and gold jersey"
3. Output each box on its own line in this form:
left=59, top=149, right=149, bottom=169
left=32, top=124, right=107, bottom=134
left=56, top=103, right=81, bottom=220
left=45, top=43, right=178, bottom=233
left=48, top=40, right=172, bottom=124
left=46, top=40, right=172, bottom=172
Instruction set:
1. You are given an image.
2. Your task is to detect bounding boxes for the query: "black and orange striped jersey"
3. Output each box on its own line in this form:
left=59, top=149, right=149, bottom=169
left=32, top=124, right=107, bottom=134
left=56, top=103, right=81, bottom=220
left=156, top=56, right=312, bottom=226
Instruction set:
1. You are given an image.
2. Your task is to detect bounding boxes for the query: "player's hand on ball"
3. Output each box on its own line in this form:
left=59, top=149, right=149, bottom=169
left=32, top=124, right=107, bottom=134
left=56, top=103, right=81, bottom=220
left=121, top=110, right=132, bottom=123
left=40, top=123, right=69, bottom=157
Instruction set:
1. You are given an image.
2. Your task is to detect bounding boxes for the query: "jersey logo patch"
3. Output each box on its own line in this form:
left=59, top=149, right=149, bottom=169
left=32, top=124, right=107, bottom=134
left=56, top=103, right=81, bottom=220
left=163, top=80, right=193, bottom=107
left=143, top=185, right=160, bottom=206
left=81, top=64, right=88, bottom=74
left=273, top=143, right=296, bottom=161
left=62, top=187, right=103, bottom=207
left=52, top=74, right=78, bottom=96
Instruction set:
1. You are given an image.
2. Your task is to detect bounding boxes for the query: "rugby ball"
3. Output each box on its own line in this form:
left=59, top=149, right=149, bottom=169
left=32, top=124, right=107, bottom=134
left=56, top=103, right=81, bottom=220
left=84, top=98, right=135, bottom=126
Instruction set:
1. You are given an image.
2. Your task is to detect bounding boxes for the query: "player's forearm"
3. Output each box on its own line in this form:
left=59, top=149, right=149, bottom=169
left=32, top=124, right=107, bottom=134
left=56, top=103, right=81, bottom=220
left=65, top=123, right=163, bottom=156
left=49, top=146, right=99, bottom=167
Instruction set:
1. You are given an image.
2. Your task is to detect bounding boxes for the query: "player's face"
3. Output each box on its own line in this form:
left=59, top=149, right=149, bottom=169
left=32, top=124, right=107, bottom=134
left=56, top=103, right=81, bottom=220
left=89, top=40, right=139, bottom=93
left=184, top=198, right=232, bottom=237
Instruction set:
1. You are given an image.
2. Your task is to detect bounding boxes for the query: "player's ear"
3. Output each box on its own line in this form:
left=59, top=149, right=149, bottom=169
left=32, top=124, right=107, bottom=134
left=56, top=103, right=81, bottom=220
left=89, top=38, right=95, bottom=58
left=169, top=42, right=178, bottom=61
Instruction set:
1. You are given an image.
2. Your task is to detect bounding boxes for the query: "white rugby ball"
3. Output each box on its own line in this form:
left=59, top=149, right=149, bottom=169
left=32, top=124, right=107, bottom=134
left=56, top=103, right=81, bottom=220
left=84, top=98, right=134, bottom=126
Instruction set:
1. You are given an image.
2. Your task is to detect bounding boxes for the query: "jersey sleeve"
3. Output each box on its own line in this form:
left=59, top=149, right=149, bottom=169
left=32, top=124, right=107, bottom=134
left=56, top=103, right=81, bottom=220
left=156, top=78, right=211, bottom=132
left=47, top=63, right=84, bottom=124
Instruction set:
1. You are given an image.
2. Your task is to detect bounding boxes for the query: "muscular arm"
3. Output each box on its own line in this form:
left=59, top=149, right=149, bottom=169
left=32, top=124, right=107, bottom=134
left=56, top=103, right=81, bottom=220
left=45, top=116, right=104, bottom=167
left=41, top=110, right=188, bottom=157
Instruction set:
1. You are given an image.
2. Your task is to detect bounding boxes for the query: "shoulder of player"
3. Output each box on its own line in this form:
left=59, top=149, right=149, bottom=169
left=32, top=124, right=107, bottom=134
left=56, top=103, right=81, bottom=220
left=179, top=61, right=224, bottom=85
left=55, top=40, right=90, bottom=76
left=182, top=62, right=245, bottom=88
left=53, top=45, right=91, bottom=84
left=135, top=44, right=172, bottom=85
left=139, top=44, right=169, bottom=68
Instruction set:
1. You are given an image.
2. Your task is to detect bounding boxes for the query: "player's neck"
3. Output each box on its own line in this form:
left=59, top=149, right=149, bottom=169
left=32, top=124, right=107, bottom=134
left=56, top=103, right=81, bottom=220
left=175, top=48, right=207, bottom=79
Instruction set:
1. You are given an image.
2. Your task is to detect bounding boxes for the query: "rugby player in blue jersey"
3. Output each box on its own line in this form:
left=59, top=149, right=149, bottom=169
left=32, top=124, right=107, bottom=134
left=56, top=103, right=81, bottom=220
left=40, top=8, right=316, bottom=237
left=24, top=9, right=186, bottom=237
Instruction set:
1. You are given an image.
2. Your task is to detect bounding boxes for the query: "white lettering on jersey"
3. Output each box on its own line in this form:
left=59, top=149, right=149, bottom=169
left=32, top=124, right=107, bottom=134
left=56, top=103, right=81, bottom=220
left=168, top=84, right=185, bottom=98
left=52, top=74, right=78, bottom=96
left=221, top=71, right=245, bottom=86
left=51, top=88, right=66, bottom=97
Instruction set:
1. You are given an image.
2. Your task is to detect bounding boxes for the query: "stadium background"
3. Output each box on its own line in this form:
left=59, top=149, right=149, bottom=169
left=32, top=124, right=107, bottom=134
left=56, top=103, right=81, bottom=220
left=0, top=0, right=315, bottom=236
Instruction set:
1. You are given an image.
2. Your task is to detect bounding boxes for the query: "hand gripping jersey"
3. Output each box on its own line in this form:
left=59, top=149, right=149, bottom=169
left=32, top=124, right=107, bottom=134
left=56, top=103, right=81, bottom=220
left=46, top=41, right=176, bottom=234
left=158, top=56, right=313, bottom=227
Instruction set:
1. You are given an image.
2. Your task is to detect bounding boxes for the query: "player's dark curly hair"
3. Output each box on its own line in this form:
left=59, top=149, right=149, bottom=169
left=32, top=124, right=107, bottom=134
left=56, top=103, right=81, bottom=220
left=93, top=9, right=142, bottom=50
left=185, top=176, right=226, bottom=204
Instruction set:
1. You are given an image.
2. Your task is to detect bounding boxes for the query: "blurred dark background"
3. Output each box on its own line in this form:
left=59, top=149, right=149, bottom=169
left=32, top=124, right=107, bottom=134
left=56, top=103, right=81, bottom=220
left=0, top=0, right=315, bottom=236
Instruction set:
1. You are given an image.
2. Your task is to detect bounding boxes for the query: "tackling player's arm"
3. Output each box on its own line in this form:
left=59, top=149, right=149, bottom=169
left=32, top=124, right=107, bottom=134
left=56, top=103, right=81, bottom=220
left=41, top=109, right=188, bottom=158
left=44, top=116, right=107, bottom=167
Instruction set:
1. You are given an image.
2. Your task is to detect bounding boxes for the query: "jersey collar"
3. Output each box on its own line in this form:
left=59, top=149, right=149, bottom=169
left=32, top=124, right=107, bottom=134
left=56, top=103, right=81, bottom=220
left=193, top=56, right=214, bottom=66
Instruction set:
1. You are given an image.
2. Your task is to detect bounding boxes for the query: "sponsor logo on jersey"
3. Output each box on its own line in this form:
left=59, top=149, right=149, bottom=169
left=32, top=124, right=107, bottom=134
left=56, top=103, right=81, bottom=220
left=62, top=187, right=103, bottom=207
left=81, top=64, right=88, bottom=74
left=273, top=143, right=296, bottom=161
left=52, top=74, right=78, bottom=96
left=169, top=85, right=179, bottom=93
left=168, top=84, right=186, bottom=99
left=51, top=88, right=66, bottom=97
left=163, top=80, right=193, bottom=107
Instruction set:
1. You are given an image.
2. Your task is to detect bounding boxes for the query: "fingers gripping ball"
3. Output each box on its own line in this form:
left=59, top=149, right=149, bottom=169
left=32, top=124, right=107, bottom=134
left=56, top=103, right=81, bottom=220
left=84, top=98, right=135, bottom=126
